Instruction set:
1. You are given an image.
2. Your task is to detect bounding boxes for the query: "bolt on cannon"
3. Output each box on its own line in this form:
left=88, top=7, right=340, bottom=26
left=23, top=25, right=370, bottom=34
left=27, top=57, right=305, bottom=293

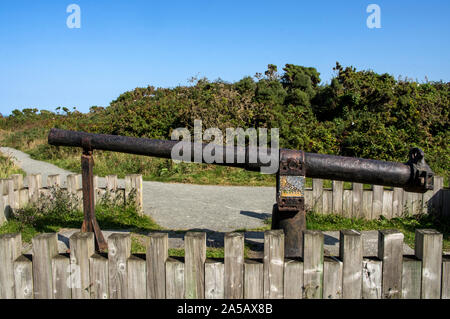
left=48, top=128, right=434, bottom=256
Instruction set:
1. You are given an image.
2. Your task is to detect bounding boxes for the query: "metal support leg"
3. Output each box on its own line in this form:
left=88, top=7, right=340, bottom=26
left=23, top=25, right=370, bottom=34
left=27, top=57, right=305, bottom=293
left=271, top=149, right=306, bottom=257
left=81, top=147, right=108, bottom=252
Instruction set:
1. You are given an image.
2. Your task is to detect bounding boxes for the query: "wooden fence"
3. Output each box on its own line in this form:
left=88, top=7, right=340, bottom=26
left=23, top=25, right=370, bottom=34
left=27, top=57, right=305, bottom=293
left=304, top=175, right=449, bottom=219
left=0, top=173, right=143, bottom=225
left=0, top=173, right=448, bottom=226
left=0, top=229, right=448, bottom=299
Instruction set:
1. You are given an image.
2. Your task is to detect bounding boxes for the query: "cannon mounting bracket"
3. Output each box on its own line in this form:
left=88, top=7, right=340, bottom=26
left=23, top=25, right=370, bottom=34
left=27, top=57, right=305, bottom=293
left=404, top=148, right=434, bottom=193
left=276, top=149, right=306, bottom=212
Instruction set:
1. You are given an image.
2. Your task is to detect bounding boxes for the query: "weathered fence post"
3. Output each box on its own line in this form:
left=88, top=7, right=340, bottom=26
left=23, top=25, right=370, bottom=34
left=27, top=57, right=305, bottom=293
left=284, top=259, right=304, bottom=299
left=185, top=232, right=206, bottom=299
left=47, top=174, right=61, bottom=188
left=352, top=183, right=363, bottom=219
left=14, top=255, right=33, bottom=299
left=243, top=259, right=263, bottom=299
left=125, top=174, right=143, bottom=215
left=205, top=259, right=224, bottom=299
left=52, top=254, right=71, bottom=299
left=0, top=233, right=22, bottom=298
left=28, top=174, right=42, bottom=204
left=442, top=256, right=450, bottom=299
left=89, top=253, right=109, bottom=299
left=372, top=185, right=383, bottom=219
left=340, top=230, right=363, bottom=299
left=401, top=256, right=422, bottom=299
left=165, top=257, right=185, bottom=299
left=323, top=256, right=342, bottom=299
left=69, top=232, right=95, bottom=299
left=224, top=232, right=244, bottom=299
left=378, top=229, right=404, bottom=299
left=108, top=233, right=131, bottom=299
left=32, top=233, right=58, bottom=299
left=127, top=255, right=147, bottom=299
left=332, top=180, right=343, bottom=215
left=415, top=229, right=443, bottom=299
left=362, top=258, right=382, bottom=299
left=312, top=179, right=323, bottom=213
left=147, top=232, right=168, bottom=299
left=302, top=230, right=324, bottom=299
left=264, top=230, right=284, bottom=299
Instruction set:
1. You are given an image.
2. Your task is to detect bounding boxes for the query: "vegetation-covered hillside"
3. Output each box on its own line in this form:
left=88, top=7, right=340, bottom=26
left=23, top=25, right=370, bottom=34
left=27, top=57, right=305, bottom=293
left=1, top=63, right=448, bottom=185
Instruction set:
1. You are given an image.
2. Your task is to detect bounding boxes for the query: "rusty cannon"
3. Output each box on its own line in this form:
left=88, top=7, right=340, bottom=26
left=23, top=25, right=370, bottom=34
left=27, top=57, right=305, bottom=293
left=48, top=128, right=434, bottom=255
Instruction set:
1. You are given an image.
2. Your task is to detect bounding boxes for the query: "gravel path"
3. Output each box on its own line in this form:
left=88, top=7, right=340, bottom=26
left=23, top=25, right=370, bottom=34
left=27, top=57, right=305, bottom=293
left=0, top=146, right=275, bottom=232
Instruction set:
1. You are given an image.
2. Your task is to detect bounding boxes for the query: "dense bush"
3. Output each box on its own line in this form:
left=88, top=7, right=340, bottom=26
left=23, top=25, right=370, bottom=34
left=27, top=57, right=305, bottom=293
left=1, top=62, right=448, bottom=178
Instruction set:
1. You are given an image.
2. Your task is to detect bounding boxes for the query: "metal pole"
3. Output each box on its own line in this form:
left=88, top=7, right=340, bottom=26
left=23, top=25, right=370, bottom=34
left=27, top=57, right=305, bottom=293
left=81, top=144, right=107, bottom=252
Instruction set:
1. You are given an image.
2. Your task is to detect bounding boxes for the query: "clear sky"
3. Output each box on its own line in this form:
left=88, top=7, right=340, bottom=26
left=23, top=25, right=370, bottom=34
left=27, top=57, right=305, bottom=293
left=1, top=0, right=449, bottom=115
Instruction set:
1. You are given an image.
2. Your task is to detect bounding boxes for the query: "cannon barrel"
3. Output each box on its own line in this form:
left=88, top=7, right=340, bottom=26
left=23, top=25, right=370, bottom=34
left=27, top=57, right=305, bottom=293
left=48, top=128, right=434, bottom=193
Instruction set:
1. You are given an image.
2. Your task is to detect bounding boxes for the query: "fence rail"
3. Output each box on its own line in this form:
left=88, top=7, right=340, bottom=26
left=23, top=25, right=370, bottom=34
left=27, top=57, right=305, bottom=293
left=0, top=173, right=448, bottom=225
left=305, top=175, right=448, bottom=219
left=0, top=229, right=448, bottom=299
left=0, top=173, right=143, bottom=224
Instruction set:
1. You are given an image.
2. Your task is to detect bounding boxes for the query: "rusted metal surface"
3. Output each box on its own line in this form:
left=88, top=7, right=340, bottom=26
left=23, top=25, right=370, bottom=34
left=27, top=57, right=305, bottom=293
left=48, top=128, right=434, bottom=193
left=81, top=146, right=107, bottom=252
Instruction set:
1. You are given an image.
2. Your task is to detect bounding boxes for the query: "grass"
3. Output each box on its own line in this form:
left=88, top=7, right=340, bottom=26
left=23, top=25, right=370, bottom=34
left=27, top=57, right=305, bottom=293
left=0, top=153, right=26, bottom=179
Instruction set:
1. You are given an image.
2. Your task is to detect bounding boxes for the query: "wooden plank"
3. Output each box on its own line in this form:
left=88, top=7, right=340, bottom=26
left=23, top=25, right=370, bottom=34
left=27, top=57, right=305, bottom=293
left=392, top=187, right=403, bottom=218
left=303, top=230, right=324, bottom=299
left=11, top=174, right=23, bottom=190
left=415, top=229, right=443, bottom=299
left=0, top=233, right=22, bottom=298
left=19, top=189, right=29, bottom=209
left=322, top=190, right=332, bottom=215
left=340, top=230, right=362, bottom=299
left=7, top=179, right=18, bottom=212
left=312, top=179, right=323, bottom=214
left=304, top=189, right=313, bottom=211
left=106, top=175, right=118, bottom=191
left=108, top=233, right=131, bottom=299
left=342, top=189, right=352, bottom=218
left=28, top=174, right=42, bottom=204
left=32, top=233, right=58, bottom=299
left=185, top=232, right=206, bottom=299
left=224, top=232, right=244, bottom=299
left=125, top=174, right=143, bottom=215
left=66, top=174, right=79, bottom=194
left=13, top=255, right=33, bottom=299
left=263, top=229, right=284, bottom=299
left=382, top=190, right=393, bottom=219
left=378, top=230, right=404, bottom=299
left=323, top=256, right=342, bottom=299
left=89, top=253, right=109, bottom=299
left=362, top=258, right=382, bottom=299
left=403, top=191, right=414, bottom=216
left=430, top=176, right=444, bottom=216
left=352, top=183, right=363, bottom=219
left=283, top=259, right=304, bottom=299
left=362, top=191, right=373, bottom=220
left=205, top=259, right=224, bottom=299
left=332, top=180, right=344, bottom=215
left=52, top=254, right=71, bottom=299
left=47, top=174, right=61, bottom=188
left=69, top=232, right=95, bottom=299
left=165, top=257, right=185, bottom=299
left=442, top=255, right=450, bottom=299
left=401, top=256, right=422, bottom=299
left=127, top=255, right=147, bottom=299
left=147, top=232, right=168, bottom=299
left=372, top=185, right=383, bottom=220
left=412, top=192, right=423, bottom=215
left=243, top=259, right=263, bottom=299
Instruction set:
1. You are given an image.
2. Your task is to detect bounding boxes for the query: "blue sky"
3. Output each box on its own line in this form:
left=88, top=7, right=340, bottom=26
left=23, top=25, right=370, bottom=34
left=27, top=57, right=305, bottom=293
left=0, top=0, right=449, bottom=115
